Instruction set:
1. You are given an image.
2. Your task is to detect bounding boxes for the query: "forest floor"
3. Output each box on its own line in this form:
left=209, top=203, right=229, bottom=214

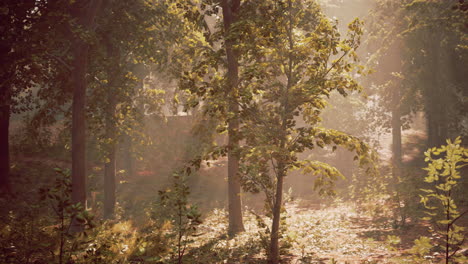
left=180, top=200, right=459, bottom=264
left=5, top=156, right=466, bottom=263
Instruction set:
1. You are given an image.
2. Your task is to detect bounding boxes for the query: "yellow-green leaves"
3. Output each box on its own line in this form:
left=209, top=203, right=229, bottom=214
left=296, top=160, right=344, bottom=196
left=409, top=236, right=432, bottom=261
left=418, top=136, right=467, bottom=262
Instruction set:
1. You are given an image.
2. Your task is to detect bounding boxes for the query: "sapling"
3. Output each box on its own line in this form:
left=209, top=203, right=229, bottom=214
left=158, top=171, right=202, bottom=264
left=39, top=168, right=94, bottom=264
left=419, top=137, right=467, bottom=264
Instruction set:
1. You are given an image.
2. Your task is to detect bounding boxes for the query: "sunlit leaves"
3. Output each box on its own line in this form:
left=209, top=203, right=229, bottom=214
left=152, top=171, right=203, bottom=262
left=419, top=137, right=467, bottom=262
left=409, top=236, right=432, bottom=261
left=296, top=160, right=344, bottom=196
left=225, top=1, right=377, bottom=222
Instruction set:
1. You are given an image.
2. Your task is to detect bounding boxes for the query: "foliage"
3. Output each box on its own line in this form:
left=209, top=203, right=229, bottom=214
left=10, top=115, right=56, bottom=154
left=0, top=202, right=53, bottom=263
left=209, top=1, right=378, bottom=261
left=154, top=171, right=202, bottom=264
left=363, top=0, right=468, bottom=230
left=82, top=221, right=139, bottom=264
left=365, top=0, right=468, bottom=132
left=385, top=235, right=401, bottom=251
left=2, top=0, right=467, bottom=263
left=419, top=137, right=468, bottom=263
left=409, top=236, right=432, bottom=263
left=38, top=168, right=95, bottom=264
left=0, top=0, right=66, bottom=110
left=86, top=0, right=182, bottom=161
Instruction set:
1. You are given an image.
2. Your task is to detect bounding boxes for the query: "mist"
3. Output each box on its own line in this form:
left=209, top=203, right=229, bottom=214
left=1, top=0, right=467, bottom=263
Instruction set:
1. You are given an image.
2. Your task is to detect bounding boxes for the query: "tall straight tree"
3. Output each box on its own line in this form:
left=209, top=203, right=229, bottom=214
left=0, top=0, right=62, bottom=194
left=89, top=0, right=186, bottom=218
left=220, top=0, right=245, bottom=236
left=69, top=0, right=103, bottom=228
left=0, top=1, right=33, bottom=194
left=230, top=0, right=374, bottom=262
left=366, top=0, right=468, bottom=225
left=368, top=0, right=468, bottom=147
left=160, top=0, right=246, bottom=235
left=0, top=80, right=10, bottom=194
left=1, top=1, right=28, bottom=194
left=103, top=39, right=118, bottom=219
left=0, top=94, right=10, bottom=195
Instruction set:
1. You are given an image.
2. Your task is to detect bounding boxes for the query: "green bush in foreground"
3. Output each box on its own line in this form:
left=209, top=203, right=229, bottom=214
left=416, top=137, right=467, bottom=264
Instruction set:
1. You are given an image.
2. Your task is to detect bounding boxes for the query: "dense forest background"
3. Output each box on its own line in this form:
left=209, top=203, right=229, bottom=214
left=0, top=0, right=467, bottom=263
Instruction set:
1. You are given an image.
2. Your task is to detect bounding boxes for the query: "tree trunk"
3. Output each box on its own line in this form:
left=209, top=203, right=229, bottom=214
left=70, top=0, right=103, bottom=231
left=221, top=0, right=244, bottom=237
left=103, top=93, right=117, bottom=219
left=391, top=87, right=402, bottom=168
left=269, top=1, right=295, bottom=261
left=426, top=29, right=447, bottom=148
left=103, top=39, right=118, bottom=219
left=268, top=165, right=285, bottom=264
left=123, top=135, right=134, bottom=178
left=0, top=102, right=11, bottom=195
left=103, top=140, right=116, bottom=218
left=269, top=2, right=294, bottom=260
left=0, top=33, right=12, bottom=195
left=391, top=84, right=403, bottom=225
left=227, top=105, right=244, bottom=235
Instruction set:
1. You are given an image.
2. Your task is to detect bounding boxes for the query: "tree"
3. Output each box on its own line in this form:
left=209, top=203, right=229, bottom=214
left=365, top=2, right=410, bottom=224
left=220, top=0, right=245, bottom=236
left=88, top=0, right=191, bottom=218
left=102, top=38, right=119, bottom=219
left=408, top=0, right=467, bottom=147
left=175, top=0, right=248, bottom=236
left=420, top=137, right=468, bottom=264
left=230, top=1, right=374, bottom=262
left=368, top=0, right=468, bottom=147
left=69, top=0, right=104, bottom=230
left=0, top=0, right=57, bottom=194
left=366, top=0, right=468, bottom=225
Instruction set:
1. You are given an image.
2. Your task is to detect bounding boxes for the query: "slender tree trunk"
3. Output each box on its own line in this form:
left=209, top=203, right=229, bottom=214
left=391, top=84, right=403, bottom=225
left=391, top=87, right=402, bottom=168
left=268, top=165, right=285, bottom=264
left=269, top=2, right=294, bottom=262
left=103, top=39, right=118, bottom=219
left=221, top=0, right=244, bottom=236
left=103, top=94, right=117, bottom=218
left=70, top=0, right=103, bottom=231
left=71, top=42, right=88, bottom=216
left=0, top=37, right=12, bottom=195
left=123, top=135, right=134, bottom=178
left=103, top=140, right=116, bottom=219
left=0, top=100, right=11, bottom=194
left=445, top=192, right=450, bottom=264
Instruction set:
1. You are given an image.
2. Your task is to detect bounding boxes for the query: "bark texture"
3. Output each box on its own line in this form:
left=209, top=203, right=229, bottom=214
left=425, top=28, right=450, bottom=148
left=103, top=39, right=118, bottom=219
left=269, top=2, right=294, bottom=261
left=221, top=0, right=245, bottom=237
left=70, top=0, right=103, bottom=230
left=391, top=85, right=402, bottom=169
left=0, top=102, right=11, bottom=194
left=268, top=165, right=285, bottom=264
left=391, top=84, right=404, bottom=225
left=103, top=131, right=116, bottom=219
